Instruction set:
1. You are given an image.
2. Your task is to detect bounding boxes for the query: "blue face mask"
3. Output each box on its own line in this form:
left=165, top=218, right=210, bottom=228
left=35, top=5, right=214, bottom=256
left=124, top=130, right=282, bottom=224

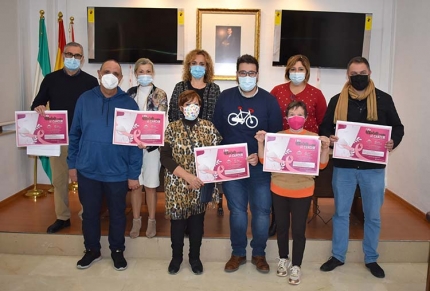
left=64, top=57, right=80, bottom=71
left=137, top=75, right=153, bottom=87
left=238, top=76, right=257, bottom=92
left=289, top=72, right=305, bottom=85
left=190, top=65, right=205, bottom=79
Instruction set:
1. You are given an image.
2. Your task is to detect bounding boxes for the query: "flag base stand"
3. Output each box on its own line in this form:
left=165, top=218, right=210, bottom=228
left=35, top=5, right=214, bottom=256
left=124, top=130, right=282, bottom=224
left=26, top=156, right=47, bottom=200
left=48, top=186, right=54, bottom=193
left=25, top=187, right=46, bottom=199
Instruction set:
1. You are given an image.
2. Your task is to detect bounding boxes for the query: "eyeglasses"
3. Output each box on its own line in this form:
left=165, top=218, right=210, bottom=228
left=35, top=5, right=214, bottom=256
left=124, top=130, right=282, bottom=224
left=64, top=52, right=83, bottom=60
left=238, top=70, right=258, bottom=77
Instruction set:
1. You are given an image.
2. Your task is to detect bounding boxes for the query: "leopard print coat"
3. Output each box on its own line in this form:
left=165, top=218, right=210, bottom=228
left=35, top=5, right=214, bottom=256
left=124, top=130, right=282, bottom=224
left=164, top=119, right=222, bottom=220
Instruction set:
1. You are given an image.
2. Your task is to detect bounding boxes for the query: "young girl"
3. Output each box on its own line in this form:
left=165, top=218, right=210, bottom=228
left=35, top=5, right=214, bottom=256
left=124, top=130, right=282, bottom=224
left=255, top=101, right=330, bottom=285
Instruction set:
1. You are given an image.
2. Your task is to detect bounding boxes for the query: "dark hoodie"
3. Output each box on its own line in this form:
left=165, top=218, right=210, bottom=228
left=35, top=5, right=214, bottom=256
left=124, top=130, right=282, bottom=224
left=67, top=86, right=142, bottom=182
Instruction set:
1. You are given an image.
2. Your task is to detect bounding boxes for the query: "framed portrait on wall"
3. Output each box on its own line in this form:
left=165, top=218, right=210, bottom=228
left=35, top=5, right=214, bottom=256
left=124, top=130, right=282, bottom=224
left=197, top=9, right=260, bottom=80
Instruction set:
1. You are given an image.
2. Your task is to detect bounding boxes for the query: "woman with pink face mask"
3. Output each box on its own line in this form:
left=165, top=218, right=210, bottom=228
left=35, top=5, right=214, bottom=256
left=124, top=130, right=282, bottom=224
left=254, top=101, right=330, bottom=286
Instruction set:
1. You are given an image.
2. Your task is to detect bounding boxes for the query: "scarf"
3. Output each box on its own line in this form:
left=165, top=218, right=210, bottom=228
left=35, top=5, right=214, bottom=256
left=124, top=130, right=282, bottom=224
left=333, top=79, right=378, bottom=123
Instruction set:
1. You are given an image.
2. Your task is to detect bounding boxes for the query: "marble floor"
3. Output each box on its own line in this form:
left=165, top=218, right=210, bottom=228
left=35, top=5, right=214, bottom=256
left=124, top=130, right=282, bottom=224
left=0, top=253, right=427, bottom=291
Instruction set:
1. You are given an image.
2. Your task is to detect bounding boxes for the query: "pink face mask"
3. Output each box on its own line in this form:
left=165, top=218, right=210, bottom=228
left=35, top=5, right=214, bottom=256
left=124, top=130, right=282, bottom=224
left=287, top=116, right=305, bottom=130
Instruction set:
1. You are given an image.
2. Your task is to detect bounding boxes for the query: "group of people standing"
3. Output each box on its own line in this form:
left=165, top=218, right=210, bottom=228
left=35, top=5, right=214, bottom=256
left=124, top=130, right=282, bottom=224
left=31, top=41, right=403, bottom=284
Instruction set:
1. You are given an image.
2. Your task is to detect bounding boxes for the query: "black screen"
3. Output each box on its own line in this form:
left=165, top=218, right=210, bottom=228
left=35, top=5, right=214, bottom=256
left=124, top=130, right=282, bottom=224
left=273, top=10, right=367, bottom=68
left=89, top=7, right=181, bottom=64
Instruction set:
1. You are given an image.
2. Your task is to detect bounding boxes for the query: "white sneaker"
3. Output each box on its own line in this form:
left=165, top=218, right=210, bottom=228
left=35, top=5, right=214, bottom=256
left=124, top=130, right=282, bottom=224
left=288, top=265, right=301, bottom=285
left=276, top=258, right=291, bottom=277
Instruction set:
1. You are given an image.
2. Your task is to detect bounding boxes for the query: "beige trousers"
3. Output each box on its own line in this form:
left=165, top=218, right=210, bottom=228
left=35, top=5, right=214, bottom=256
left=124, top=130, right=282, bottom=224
left=49, top=146, right=70, bottom=220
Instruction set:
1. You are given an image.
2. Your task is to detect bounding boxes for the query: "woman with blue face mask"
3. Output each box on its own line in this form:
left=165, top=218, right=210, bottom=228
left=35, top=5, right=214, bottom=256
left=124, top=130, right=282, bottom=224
left=126, top=58, right=168, bottom=239
left=168, top=49, right=221, bottom=123
left=168, top=49, right=225, bottom=216
left=268, top=55, right=328, bottom=237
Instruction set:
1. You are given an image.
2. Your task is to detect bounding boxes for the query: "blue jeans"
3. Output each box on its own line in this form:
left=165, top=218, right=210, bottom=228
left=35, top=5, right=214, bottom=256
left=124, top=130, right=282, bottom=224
left=331, top=167, right=385, bottom=264
left=222, top=164, right=271, bottom=257
left=78, top=172, right=128, bottom=252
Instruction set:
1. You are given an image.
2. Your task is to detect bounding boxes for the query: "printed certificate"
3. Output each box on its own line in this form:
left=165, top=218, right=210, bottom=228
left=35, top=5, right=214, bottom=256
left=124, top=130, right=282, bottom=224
left=15, top=110, right=68, bottom=147
left=113, top=108, right=165, bottom=146
left=194, top=143, right=250, bottom=182
left=333, top=121, right=392, bottom=165
left=263, top=133, right=321, bottom=176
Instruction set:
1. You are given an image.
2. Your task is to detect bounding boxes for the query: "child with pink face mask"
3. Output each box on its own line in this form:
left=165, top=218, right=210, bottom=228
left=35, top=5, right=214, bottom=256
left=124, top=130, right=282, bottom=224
left=254, top=100, right=330, bottom=286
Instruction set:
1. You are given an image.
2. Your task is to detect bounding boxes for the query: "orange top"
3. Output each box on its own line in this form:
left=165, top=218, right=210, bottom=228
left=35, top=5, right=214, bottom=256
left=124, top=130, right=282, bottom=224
left=259, top=129, right=328, bottom=198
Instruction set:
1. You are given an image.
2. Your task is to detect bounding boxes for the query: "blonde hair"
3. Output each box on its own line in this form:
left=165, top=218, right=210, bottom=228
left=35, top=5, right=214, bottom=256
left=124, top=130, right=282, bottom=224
left=182, top=49, right=214, bottom=83
left=133, top=58, right=154, bottom=75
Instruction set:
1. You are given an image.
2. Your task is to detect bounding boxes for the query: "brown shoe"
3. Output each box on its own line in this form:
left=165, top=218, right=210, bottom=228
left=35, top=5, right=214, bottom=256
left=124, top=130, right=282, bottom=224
left=251, top=256, right=270, bottom=273
left=224, top=255, right=246, bottom=272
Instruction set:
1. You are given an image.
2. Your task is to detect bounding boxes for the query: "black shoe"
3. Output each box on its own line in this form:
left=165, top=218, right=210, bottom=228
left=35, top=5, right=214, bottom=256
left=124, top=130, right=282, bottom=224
left=77, top=250, right=101, bottom=269
left=47, top=219, right=70, bottom=233
left=268, top=221, right=277, bottom=237
left=320, top=257, right=344, bottom=272
left=190, top=258, right=203, bottom=275
left=111, top=250, right=127, bottom=271
left=168, top=257, right=183, bottom=275
left=365, top=262, right=385, bottom=278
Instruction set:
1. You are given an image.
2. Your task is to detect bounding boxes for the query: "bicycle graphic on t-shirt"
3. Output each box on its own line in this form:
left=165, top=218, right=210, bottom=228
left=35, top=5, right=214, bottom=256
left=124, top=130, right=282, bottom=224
left=228, top=106, right=258, bottom=128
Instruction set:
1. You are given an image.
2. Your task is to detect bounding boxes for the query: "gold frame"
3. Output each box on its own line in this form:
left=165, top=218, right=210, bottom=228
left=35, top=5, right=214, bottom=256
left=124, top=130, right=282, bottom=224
left=197, top=8, right=261, bottom=81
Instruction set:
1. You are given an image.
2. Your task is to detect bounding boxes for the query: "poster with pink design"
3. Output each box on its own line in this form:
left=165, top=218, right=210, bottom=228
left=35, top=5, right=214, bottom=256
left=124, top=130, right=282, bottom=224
left=333, top=121, right=392, bottom=165
left=15, top=110, right=68, bottom=147
left=113, top=108, right=165, bottom=146
left=263, top=133, right=321, bottom=176
left=194, top=143, right=249, bottom=182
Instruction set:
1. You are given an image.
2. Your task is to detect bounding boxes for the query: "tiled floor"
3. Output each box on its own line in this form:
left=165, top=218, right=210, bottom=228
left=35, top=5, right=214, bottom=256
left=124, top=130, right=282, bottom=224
left=0, top=253, right=427, bottom=291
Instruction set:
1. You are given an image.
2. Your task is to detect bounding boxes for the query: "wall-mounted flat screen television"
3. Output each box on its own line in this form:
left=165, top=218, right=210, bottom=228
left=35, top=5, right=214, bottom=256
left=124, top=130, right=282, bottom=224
left=272, top=10, right=372, bottom=68
left=87, top=7, right=184, bottom=64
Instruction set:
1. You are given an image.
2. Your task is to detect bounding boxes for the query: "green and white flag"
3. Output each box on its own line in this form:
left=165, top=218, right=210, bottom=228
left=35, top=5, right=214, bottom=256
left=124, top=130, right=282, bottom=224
left=32, top=15, right=52, bottom=182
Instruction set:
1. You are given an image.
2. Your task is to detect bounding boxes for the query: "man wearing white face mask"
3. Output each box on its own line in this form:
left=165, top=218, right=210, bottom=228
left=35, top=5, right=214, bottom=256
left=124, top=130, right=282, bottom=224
left=68, top=60, right=143, bottom=271
left=213, top=54, right=283, bottom=274
left=31, top=42, right=98, bottom=234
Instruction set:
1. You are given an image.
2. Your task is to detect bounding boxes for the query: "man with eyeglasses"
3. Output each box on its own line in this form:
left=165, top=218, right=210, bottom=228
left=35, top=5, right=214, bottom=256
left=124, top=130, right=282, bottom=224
left=32, top=42, right=98, bottom=233
left=213, top=54, right=283, bottom=274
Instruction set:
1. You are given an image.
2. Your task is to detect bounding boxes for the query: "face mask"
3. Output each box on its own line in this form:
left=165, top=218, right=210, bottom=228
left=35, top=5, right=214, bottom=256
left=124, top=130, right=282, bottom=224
left=289, top=72, right=305, bottom=85
left=183, top=104, right=200, bottom=121
left=137, top=75, right=153, bottom=87
left=101, top=73, right=118, bottom=90
left=238, top=76, right=257, bottom=92
left=350, top=75, right=369, bottom=91
left=287, top=116, right=305, bottom=130
left=64, top=58, right=80, bottom=71
left=190, top=65, right=206, bottom=79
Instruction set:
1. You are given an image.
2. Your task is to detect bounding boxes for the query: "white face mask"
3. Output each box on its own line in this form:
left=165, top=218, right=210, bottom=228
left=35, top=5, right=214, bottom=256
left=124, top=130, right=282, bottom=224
left=101, top=73, right=118, bottom=90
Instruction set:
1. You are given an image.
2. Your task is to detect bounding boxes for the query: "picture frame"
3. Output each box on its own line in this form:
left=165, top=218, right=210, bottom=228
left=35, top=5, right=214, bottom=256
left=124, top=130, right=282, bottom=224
left=197, top=8, right=261, bottom=81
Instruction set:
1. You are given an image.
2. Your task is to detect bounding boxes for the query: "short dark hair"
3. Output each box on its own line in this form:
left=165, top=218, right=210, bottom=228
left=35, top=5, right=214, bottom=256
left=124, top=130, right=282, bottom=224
left=286, top=101, right=308, bottom=118
left=178, top=90, right=202, bottom=107
left=347, top=56, right=371, bottom=71
left=236, top=54, right=259, bottom=72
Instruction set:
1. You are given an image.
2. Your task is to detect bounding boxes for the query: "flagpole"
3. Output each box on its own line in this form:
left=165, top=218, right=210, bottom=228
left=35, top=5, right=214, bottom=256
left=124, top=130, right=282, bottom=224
left=26, top=10, right=48, bottom=199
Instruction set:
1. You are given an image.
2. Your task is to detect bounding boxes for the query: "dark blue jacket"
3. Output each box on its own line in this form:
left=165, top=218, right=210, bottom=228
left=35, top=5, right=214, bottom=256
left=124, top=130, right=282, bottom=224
left=68, top=86, right=143, bottom=182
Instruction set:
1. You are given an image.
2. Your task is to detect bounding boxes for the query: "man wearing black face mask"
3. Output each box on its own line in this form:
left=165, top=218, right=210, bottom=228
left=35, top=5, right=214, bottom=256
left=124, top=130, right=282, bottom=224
left=318, top=57, right=404, bottom=279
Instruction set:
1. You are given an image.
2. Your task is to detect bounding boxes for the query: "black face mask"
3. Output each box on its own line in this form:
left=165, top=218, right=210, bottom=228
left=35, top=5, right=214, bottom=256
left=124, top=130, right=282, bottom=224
left=350, top=75, right=369, bottom=91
